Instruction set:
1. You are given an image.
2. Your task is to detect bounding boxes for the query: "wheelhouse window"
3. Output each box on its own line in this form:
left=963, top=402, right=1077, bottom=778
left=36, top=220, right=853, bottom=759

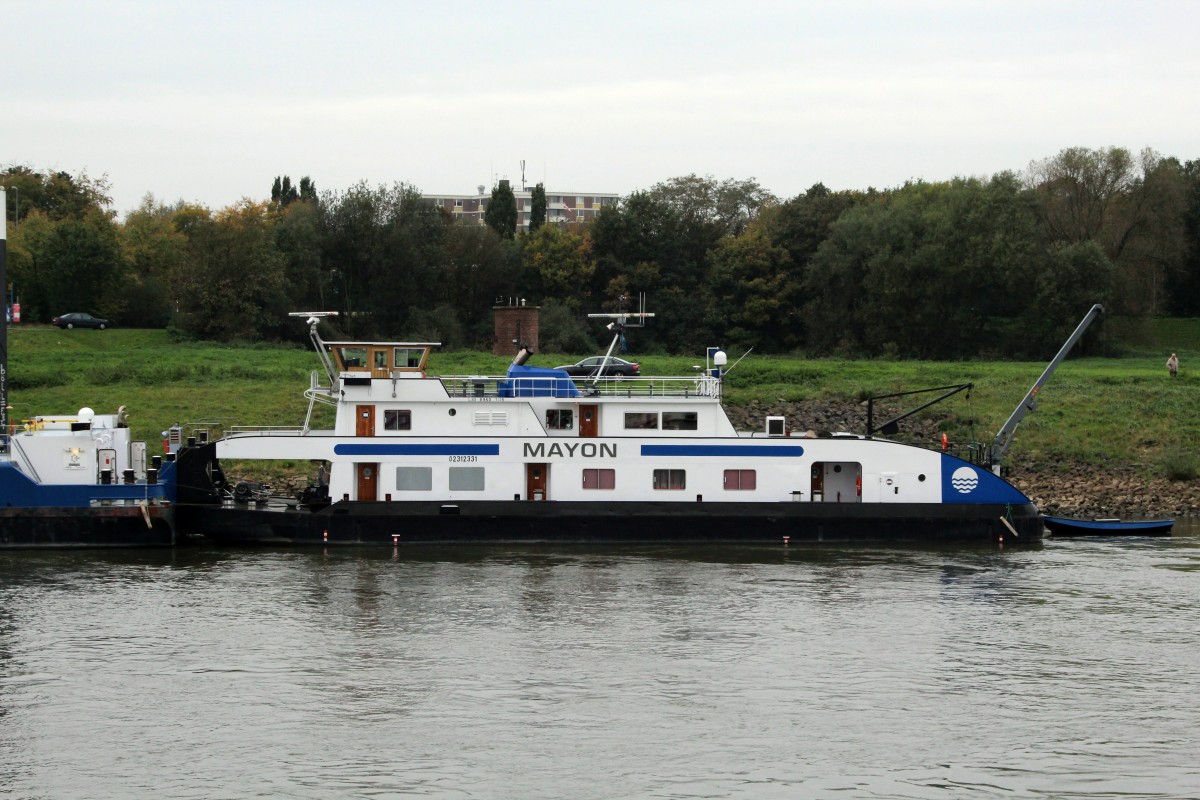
left=582, top=468, right=615, bottom=490
left=546, top=409, right=574, bottom=430
left=662, top=411, right=698, bottom=431
left=394, top=347, right=426, bottom=369
left=449, top=467, right=485, bottom=491
left=395, top=467, right=432, bottom=491
left=337, top=347, right=367, bottom=369
left=384, top=410, right=411, bottom=431
left=723, top=469, right=757, bottom=490
left=624, top=412, right=659, bottom=430
left=653, top=469, right=686, bottom=490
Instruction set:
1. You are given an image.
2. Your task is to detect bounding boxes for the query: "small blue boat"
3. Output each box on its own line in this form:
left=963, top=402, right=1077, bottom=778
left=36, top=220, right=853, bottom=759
left=1044, top=516, right=1174, bottom=536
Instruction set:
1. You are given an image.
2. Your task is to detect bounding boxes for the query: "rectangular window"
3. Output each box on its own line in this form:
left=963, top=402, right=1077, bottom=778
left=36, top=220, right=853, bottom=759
left=723, top=469, right=757, bottom=490
left=384, top=410, right=411, bottom=431
left=395, top=467, right=432, bottom=491
left=662, top=411, right=698, bottom=431
left=449, top=467, right=485, bottom=491
left=546, top=409, right=574, bottom=430
left=337, top=347, right=367, bottom=369
left=455, top=199, right=463, bottom=207
left=653, top=469, right=686, bottom=490
left=624, top=412, right=659, bottom=430
left=394, top=347, right=425, bottom=369
left=582, top=468, right=615, bottom=490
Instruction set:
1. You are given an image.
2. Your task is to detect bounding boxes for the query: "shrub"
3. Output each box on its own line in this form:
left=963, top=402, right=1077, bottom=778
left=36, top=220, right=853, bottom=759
left=1159, top=448, right=1200, bottom=481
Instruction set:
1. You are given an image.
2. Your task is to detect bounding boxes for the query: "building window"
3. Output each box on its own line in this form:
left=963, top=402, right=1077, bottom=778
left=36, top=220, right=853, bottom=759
left=662, top=411, right=698, bottom=431
left=653, top=469, right=686, bottom=490
left=449, top=467, right=485, bottom=491
left=455, top=199, right=463, bottom=207
left=395, top=467, right=432, bottom=491
left=546, top=409, right=574, bottom=430
left=582, top=468, right=615, bottom=490
left=624, top=412, right=658, bottom=430
left=384, top=410, right=411, bottom=431
left=723, top=469, right=757, bottom=490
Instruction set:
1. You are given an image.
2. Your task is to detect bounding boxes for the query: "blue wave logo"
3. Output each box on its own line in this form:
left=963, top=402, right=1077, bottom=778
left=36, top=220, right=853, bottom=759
left=951, top=466, right=979, bottom=494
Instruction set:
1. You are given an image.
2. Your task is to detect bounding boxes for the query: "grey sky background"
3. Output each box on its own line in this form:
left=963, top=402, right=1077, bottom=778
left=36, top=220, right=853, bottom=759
left=5, top=0, right=1197, bottom=215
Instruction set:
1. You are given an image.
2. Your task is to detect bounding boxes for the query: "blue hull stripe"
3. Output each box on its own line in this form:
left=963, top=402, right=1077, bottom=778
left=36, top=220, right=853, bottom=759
left=640, top=444, right=804, bottom=457
left=334, top=443, right=500, bottom=456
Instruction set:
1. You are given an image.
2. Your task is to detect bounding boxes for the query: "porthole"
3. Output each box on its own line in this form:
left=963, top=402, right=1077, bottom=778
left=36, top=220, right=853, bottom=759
left=448, top=408, right=457, bottom=416
left=918, top=474, right=926, bottom=482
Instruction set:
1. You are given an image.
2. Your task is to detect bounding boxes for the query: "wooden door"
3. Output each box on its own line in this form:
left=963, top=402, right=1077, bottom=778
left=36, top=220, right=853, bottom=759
left=526, top=463, right=548, bottom=501
left=356, top=405, right=375, bottom=437
left=357, top=463, right=378, bottom=501
left=580, top=404, right=598, bottom=438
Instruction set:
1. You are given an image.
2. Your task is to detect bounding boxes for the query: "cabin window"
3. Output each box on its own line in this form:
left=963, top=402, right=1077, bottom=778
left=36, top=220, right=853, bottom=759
left=662, top=411, right=698, bottom=431
left=546, top=409, right=574, bottom=430
left=384, top=410, right=412, bottom=431
left=449, top=467, right=485, bottom=491
left=624, top=412, right=659, bottom=430
left=373, top=350, right=388, bottom=370
left=394, top=347, right=425, bottom=369
left=723, top=469, right=757, bottom=490
left=653, top=469, right=686, bottom=490
left=582, top=468, right=615, bottom=490
left=394, top=467, right=432, bottom=491
left=337, top=347, right=368, bottom=369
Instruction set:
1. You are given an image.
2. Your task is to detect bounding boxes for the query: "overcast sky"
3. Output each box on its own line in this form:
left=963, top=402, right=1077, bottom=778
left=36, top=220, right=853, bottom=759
left=5, top=0, right=1198, bottom=215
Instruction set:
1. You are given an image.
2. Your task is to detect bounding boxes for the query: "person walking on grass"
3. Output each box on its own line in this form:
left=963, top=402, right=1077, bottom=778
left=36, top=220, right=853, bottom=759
left=1167, top=352, right=1179, bottom=378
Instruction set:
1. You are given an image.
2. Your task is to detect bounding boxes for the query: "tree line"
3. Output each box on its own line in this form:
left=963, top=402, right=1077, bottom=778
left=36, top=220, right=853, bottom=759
left=4, top=146, right=1198, bottom=359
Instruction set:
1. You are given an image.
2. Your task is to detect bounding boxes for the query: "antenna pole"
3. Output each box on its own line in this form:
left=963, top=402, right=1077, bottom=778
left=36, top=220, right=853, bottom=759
left=1, top=187, right=7, bottom=437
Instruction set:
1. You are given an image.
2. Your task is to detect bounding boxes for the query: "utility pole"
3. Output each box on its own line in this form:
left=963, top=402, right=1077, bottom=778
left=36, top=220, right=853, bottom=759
left=1, top=187, right=8, bottom=436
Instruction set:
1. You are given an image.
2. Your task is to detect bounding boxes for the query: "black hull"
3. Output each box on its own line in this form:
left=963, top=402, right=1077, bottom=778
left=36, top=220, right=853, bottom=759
left=0, top=505, right=176, bottom=549
left=179, top=500, right=1042, bottom=546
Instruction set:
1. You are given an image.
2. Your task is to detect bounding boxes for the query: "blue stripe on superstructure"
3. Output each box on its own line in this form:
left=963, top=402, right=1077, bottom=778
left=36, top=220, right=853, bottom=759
left=333, top=443, right=500, bottom=456
left=640, top=444, right=804, bottom=457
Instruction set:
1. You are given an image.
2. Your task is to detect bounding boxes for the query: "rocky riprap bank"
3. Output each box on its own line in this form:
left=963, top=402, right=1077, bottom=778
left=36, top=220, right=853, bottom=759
left=727, top=400, right=1199, bottom=519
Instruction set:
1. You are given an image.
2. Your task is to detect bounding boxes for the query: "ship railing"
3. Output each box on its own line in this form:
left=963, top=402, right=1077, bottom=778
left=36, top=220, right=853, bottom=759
left=438, top=374, right=723, bottom=400
left=226, top=425, right=310, bottom=437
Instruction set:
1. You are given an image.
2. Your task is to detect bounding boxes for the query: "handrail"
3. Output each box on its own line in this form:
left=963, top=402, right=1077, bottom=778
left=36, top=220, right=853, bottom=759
left=438, top=374, right=723, bottom=399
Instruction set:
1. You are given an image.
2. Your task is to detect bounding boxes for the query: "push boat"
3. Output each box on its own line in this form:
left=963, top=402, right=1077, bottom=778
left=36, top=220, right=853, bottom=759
left=1043, top=516, right=1174, bottom=537
left=0, top=407, right=177, bottom=548
left=173, top=311, right=1051, bottom=546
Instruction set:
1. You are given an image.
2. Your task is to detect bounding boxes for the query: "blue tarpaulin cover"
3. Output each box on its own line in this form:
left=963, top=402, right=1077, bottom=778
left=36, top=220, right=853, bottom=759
left=497, top=365, right=581, bottom=398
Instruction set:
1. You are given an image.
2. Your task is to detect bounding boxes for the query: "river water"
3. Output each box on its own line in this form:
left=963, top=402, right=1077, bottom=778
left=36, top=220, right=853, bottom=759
left=2, top=522, right=1198, bottom=799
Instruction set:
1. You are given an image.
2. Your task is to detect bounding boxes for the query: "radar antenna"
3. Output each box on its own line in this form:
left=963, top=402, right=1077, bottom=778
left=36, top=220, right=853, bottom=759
left=288, top=311, right=340, bottom=385
left=585, top=293, right=653, bottom=385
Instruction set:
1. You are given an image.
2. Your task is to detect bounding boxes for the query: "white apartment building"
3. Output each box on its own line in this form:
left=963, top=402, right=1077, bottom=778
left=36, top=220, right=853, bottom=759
left=423, top=182, right=620, bottom=231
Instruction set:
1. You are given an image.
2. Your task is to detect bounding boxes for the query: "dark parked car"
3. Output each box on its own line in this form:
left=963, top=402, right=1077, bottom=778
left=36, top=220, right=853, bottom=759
left=51, top=312, right=111, bottom=330
left=554, top=356, right=640, bottom=377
